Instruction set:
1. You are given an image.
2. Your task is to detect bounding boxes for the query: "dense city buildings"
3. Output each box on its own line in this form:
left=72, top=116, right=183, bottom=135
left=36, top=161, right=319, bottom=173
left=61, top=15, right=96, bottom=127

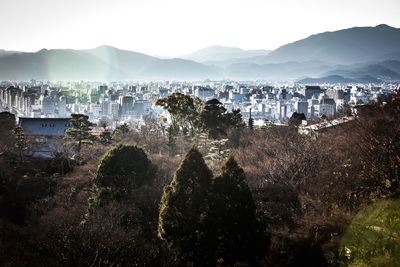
left=1, top=80, right=399, bottom=129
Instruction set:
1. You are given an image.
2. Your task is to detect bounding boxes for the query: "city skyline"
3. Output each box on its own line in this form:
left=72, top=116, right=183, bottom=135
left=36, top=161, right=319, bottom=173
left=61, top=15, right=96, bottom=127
left=1, top=0, right=399, bottom=57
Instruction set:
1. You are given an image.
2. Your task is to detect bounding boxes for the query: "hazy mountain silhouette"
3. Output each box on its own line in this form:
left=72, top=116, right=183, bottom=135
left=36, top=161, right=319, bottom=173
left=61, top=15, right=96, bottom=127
left=297, top=75, right=381, bottom=84
left=244, top=24, right=400, bottom=65
left=0, top=46, right=216, bottom=81
left=1, top=24, right=400, bottom=81
left=322, top=61, right=400, bottom=81
left=182, top=45, right=271, bottom=63
left=225, top=61, right=334, bottom=80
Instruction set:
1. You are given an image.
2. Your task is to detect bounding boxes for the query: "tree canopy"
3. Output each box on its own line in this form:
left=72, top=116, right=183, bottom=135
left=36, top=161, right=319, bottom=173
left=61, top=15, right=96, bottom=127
left=155, top=93, right=202, bottom=136
left=158, top=149, right=269, bottom=265
left=212, top=155, right=269, bottom=264
left=288, top=112, right=306, bottom=127
left=200, top=99, right=245, bottom=139
left=64, top=114, right=96, bottom=152
left=158, top=147, right=214, bottom=265
left=90, top=144, right=156, bottom=208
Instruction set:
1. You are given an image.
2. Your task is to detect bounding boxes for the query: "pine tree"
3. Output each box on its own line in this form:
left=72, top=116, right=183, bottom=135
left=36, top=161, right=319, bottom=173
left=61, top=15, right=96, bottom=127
left=112, top=123, right=130, bottom=141
left=99, top=130, right=112, bottom=145
left=200, top=98, right=227, bottom=139
left=64, top=114, right=96, bottom=152
left=158, top=147, right=214, bottom=265
left=13, top=125, right=26, bottom=162
left=212, top=155, right=269, bottom=265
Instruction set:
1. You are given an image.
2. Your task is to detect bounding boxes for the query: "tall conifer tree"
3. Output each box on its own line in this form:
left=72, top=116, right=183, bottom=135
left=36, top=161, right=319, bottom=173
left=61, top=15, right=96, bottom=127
left=158, top=147, right=214, bottom=265
left=212, top=155, right=269, bottom=264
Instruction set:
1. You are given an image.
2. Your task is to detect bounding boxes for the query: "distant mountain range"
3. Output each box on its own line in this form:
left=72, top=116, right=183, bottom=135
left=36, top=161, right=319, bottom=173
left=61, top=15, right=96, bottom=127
left=181, top=45, right=271, bottom=63
left=0, top=24, right=400, bottom=81
left=0, top=46, right=217, bottom=81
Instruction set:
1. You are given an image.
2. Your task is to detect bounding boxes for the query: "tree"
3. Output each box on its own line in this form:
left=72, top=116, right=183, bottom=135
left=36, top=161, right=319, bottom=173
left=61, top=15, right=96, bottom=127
left=13, top=126, right=27, bottom=162
left=288, top=112, right=306, bottom=127
left=156, top=93, right=202, bottom=137
left=64, top=114, right=96, bottom=152
left=90, top=144, right=156, bottom=209
left=99, top=130, right=112, bottom=146
left=113, top=123, right=130, bottom=141
left=158, top=147, right=214, bottom=265
left=225, top=108, right=245, bottom=129
left=212, top=155, right=269, bottom=264
left=0, top=112, right=16, bottom=153
left=200, top=99, right=228, bottom=139
left=200, top=99, right=245, bottom=139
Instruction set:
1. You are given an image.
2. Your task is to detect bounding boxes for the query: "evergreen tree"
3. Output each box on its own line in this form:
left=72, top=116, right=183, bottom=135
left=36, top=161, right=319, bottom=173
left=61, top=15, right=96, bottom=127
left=212, top=155, right=269, bottom=265
left=99, top=130, right=112, bottom=145
left=13, top=125, right=26, bottom=162
left=64, top=114, right=96, bottom=152
left=89, top=144, right=156, bottom=209
left=225, top=108, right=246, bottom=129
left=288, top=112, right=306, bottom=127
left=200, top=98, right=228, bottom=139
left=113, top=123, right=130, bottom=141
left=200, top=99, right=245, bottom=139
left=158, top=147, right=214, bottom=265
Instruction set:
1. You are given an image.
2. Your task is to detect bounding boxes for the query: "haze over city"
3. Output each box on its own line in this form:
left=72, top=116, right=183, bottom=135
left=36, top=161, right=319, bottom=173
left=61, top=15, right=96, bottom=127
left=1, top=0, right=400, bottom=266
left=2, top=0, right=400, bottom=56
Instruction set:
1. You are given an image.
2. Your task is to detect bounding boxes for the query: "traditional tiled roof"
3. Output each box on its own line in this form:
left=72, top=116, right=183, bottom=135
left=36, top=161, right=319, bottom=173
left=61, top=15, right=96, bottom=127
left=18, top=117, right=72, bottom=136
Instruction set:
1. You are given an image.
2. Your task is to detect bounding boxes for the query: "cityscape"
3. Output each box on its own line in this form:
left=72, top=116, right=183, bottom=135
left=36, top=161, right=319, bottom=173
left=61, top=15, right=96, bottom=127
left=1, top=0, right=400, bottom=266
left=1, top=79, right=399, bottom=128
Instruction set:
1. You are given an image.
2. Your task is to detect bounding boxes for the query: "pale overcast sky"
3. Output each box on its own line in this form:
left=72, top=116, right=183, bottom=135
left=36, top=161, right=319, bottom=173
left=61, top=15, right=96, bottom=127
left=1, top=0, right=399, bottom=56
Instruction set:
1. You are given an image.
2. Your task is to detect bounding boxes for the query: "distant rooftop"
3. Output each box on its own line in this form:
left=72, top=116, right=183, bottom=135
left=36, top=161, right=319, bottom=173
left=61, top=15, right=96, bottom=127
left=19, top=117, right=72, bottom=136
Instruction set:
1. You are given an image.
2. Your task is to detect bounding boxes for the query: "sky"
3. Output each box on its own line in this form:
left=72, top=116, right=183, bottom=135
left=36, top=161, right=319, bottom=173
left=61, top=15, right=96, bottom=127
left=1, top=0, right=399, bottom=57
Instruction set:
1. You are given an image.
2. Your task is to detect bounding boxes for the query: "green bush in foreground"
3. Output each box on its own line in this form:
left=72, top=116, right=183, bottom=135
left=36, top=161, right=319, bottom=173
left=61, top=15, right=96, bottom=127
left=339, top=198, right=400, bottom=267
left=90, top=144, right=156, bottom=209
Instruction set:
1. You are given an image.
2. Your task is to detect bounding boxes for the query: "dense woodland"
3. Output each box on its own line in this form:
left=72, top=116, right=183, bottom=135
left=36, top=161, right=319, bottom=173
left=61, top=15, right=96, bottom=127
left=1, top=92, right=400, bottom=266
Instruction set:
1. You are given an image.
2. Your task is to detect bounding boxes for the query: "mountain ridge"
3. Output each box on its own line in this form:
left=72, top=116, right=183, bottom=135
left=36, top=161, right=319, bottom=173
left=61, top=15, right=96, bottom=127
left=1, top=24, right=400, bottom=81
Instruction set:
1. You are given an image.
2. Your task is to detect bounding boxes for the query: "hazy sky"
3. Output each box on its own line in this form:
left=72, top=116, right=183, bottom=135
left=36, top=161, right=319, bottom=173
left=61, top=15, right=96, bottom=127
left=1, top=0, right=399, bottom=56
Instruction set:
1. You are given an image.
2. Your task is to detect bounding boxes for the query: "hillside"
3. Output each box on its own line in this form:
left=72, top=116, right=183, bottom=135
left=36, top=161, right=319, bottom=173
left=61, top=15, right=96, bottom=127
left=245, top=24, right=400, bottom=65
left=0, top=46, right=216, bottom=81
left=181, top=45, right=271, bottom=63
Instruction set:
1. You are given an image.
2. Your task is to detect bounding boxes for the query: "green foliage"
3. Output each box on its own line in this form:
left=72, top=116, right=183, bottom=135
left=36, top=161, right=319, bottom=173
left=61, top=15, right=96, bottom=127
left=156, top=93, right=203, bottom=137
left=13, top=126, right=26, bottom=161
left=113, top=123, right=130, bottom=141
left=90, top=144, right=156, bottom=209
left=200, top=98, right=228, bottom=139
left=158, top=147, right=214, bottom=265
left=339, top=198, right=400, bottom=267
left=64, top=114, right=96, bottom=152
left=204, top=138, right=230, bottom=162
left=200, top=99, right=245, bottom=139
left=99, top=130, right=112, bottom=145
left=166, top=123, right=179, bottom=155
left=212, top=155, right=269, bottom=264
left=225, top=108, right=246, bottom=129
left=158, top=149, right=269, bottom=265
left=13, top=126, right=26, bottom=149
